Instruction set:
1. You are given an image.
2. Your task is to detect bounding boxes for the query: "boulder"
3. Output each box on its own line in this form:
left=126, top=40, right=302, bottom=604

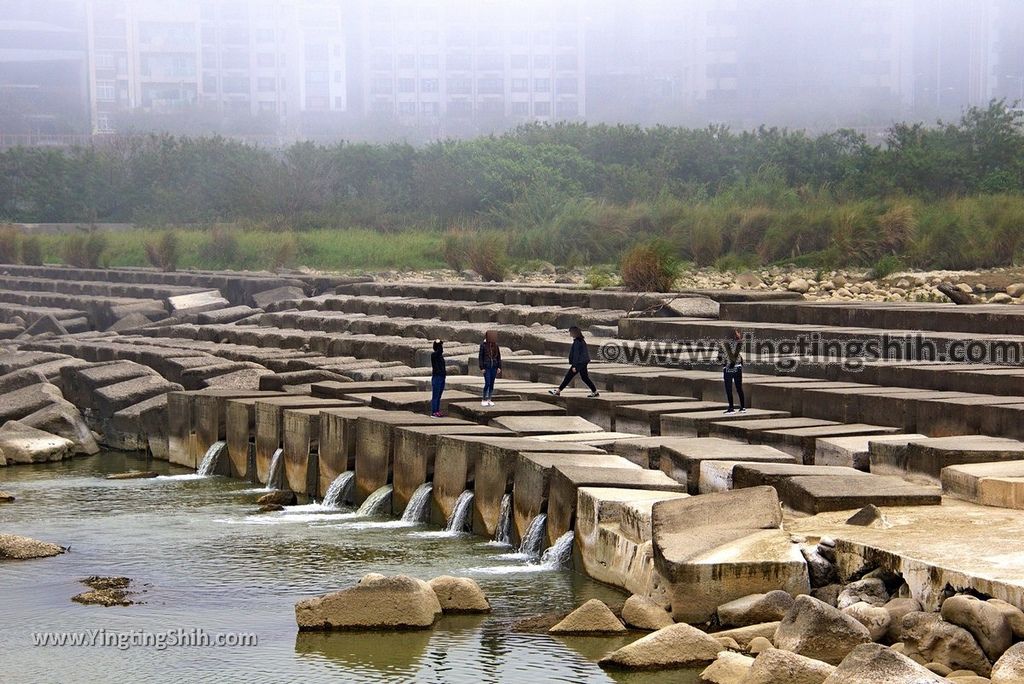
left=989, top=293, right=1013, bottom=304
left=749, top=636, right=773, bottom=654
left=0, top=421, right=74, bottom=463
left=0, top=534, right=66, bottom=559
left=842, top=602, right=891, bottom=641
left=884, top=598, right=923, bottom=642
left=823, top=643, right=946, bottom=683
left=0, top=382, right=64, bottom=423
left=987, top=599, right=1024, bottom=640
left=549, top=599, right=625, bottom=634
left=811, top=584, right=842, bottom=607
left=1007, top=283, right=1024, bottom=298
left=745, top=647, right=836, bottom=684
left=427, top=576, right=490, bottom=614
left=736, top=272, right=763, bottom=288
left=773, top=595, right=872, bottom=665
left=72, top=576, right=135, bottom=607
left=106, top=471, right=159, bottom=480
left=992, top=641, right=1024, bottom=684
left=660, top=296, right=720, bottom=319
left=19, top=399, right=100, bottom=455
left=900, top=611, right=992, bottom=676
left=717, top=590, right=795, bottom=628
left=837, top=577, right=889, bottom=609
left=700, top=651, right=754, bottom=683
left=598, top=623, right=723, bottom=670
left=713, top=622, right=781, bottom=650
left=845, top=504, right=889, bottom=527
left=802, top=546, right=838, bottom=587
left=257, top=504, right=284, bottom=513
left=622, top=594, right=674, bottom=630
left=257, top=490, right=297, bottom=506
left=788, top=279, right=811, bottom=294
left=0, top=490, right=14, bottom=502
left=294, top=574, right=441, bottom=631
left=941, top=594, right=1012, bottom=661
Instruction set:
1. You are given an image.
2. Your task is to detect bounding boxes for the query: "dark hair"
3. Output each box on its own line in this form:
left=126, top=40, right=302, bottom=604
left=433, top=339, right=443, bottom=352
left=569, top=326, right=583, bottom=338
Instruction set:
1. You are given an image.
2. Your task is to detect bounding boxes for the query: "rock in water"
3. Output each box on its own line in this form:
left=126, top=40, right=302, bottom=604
left=940, top=594, right=1012, bottom=662
left=992, top=641, right=1024, bottom=684
left=106, top=471, right=159, bottom=480
left=0, top=534, right=66, bottom=559
left=0, top=421, right=74, bottom=463
left=745, top=648, right=836, bottom=684
left=717, top=591, right=795, bottom=627
left=295, top=574, right=441, bottom=631
left=823, top=643, right=946, bottom=683
left=257, top=490, right=296, bottom=506
left=621, top=594, right=674, bottom=631
left=256, top=504, right=284, bottom=513
left=549, top=599, right=625, bottom=634
left=900, top=611, right=992, bottom=677
left=0, top=490, right=14, bottom=503
left=427, top=576, right=490, bottom=614
left=773, top=595, right=871, bottom=665
left=598, top=623, right=723, bottom=670
left=700, top=651, right=754, bottom=683
left=72, top=576, right=135, bottom=607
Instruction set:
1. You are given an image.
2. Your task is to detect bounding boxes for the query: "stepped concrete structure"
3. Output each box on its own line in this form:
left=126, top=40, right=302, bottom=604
left=4, top=265, right=1024, bottom=638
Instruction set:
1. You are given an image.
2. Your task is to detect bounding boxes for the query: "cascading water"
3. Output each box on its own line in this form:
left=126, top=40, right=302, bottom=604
left=321, top=472, right=354, bottom=509
left=401, top=483, right=433, bottom=523
left=445, top=490, right=474, bottom=533
left=540, top=531, right=575, bottom=568
left=518, top=513, right=547, bottom=557
left=356, top=484, right=393, bottom=516
left=267, top=449, right=284, bottom=490
left=196, top=441, right=226, bottom=477
left=493, top=493, right=512, bottom=545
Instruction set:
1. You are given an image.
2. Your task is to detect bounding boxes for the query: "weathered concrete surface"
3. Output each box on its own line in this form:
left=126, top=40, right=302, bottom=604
left=779, top=475, right=941, bottom=514
left=447, top=400, right=565, bottom=423
left=391, top=424, right=508, bottom=517
left=760, top=424, right=903, bottom=465
left=60, top=360, right=153, bottom=409
left=612, top=400, right=711, bottom=436
left=708, top=417, right=838, bottom=442
left=659, top=438, right=798, bottom=493
left=0, top=420, right=74, bottom=463
left=942, top=460, right=1024, bottom=510
left=92, top=375, right=183, bottom=418
left=547, top=465, right=685, bottom=547
left=815, top=433, right=927, bottom=471
left=511, top=452, right=638, bottom=545
left=787, top=499, right=1024, bottom=612
left=20, top=398, right=99, bottom=455
left=652, top=487, right=809, bottom=623
left=353, top=413, right=468, bottom=504
left=166, top=290, right=229, bottom=315
left=192, top=389, right=288, bottom=467
left=731, top=462, right=873, bottom=491
left=488, top=415, right=604, bottom=436
left=559, top=392, right=681, bottom=431
left=661, top=408, right=790, bottom=438
left=310, top=380, right=417, bottom=399
left=314, top=406, right=386, bottom=498
left=282, top=404, right=360, bottom=495
left=368, top=390, right=476, bottom=414
left=254, top=397, right=358, bottom=485
left=870, top=435, right=1024, bottom=485
left=575, top=487, right=689, bottom=601
left=0, top=382, right=64, bottom=423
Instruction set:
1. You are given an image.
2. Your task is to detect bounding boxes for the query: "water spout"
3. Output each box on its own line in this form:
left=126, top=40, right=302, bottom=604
left=356, top=485, right=393, bottom=516
left=540, top=531, right=574, bottom=569
left=401, top=483, right=433, bottom=523
left=197, top=441, right=226, bottom=477
left=493, top=493, right=512, bottom=545
left=445, top=490, right=474, bottom=533
left=267, top=448, right=284, bottom=490
left=518, top=513, right=547, bottom=558
left=322, top=471, right=354, bottom=509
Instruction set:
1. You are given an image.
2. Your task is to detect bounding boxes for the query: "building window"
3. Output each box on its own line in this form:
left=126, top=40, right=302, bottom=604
left=446, top=53, right=472, bottom=70
left=221, top=51, right=248, bottom=69
left=398, top=101, right=416, bottom=115
left=334, top=96, right=344, bottom=109
left=534, top=101, right=551, bottom=115
left=370, top=100, right=393, bottom=113
left=422, top=102, right=439, bottom=115
left=511, top=78, right=528, bottom=93
left=258, top=101, right=276, bottom=113
left=397, top=54, right=415, bottom=69
left=96, top=82, right=116, bottom=101
left=222, top=76, right=249, bottom=94
left=447, top=76, right=472, bottom=94
left=370, top=77, right=393, bottom=94
left=257, top=77, right=275, bottom=92
left=420, top=54, right=439, bottom=69
left=397, top=78, right=416, bottom=93
left=533, top=30, right=551, bottom=45
left=556, top=77, right=578, bottom=94
left=478, top=77, right=503, bottom=95
left=479, top=100, right=504, bottom=115
left=511, top=54, right=529, bottom=69
left=477, top=53, right=503, bottom=70
left=556, top=100, right=579, bottom=117
left=534, top=55, right=551, bottom=69
left=422, top=78, right=439, bottom=92
left=448, top=100, right=472, bottom=116
left=556, top=53, right=578, bottom=71
left=307, top=95, right=329, bottom=110
left=534, top=78, right=550, bottom=93
left=95, top=52, right=115, bottom=69
left=511, top=102, right=529, bottom=115
left=306, top=70, right=328, bottom=84
left=334, top=70, right=343, bottom=83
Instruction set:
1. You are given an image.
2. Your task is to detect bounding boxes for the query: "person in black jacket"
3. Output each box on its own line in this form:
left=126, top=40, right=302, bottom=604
left=549, top=326, right=599, bottom=397
left=722, top=328, right=746, bottom=413
left=478, top=330, right=501, bottom=407
left=430, top=339, right=446, bottom=417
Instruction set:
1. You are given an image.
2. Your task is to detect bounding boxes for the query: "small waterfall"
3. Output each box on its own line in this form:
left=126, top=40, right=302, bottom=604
left=540, top=531, right=575, bottom=568
left=401, top=483, right=433, bottom=523
left=444, top=490, right=474, bottom=533
left=493, top=493, right=512, bottom=545
left=322, top=472, right=354, bottom=509
left=267, top=449, right=284, bottom=490
left=196, top=441, right=226, bottom=477
left=518, top=513, right=547, bottom=557
left=356, top=484, right=393, bottom=516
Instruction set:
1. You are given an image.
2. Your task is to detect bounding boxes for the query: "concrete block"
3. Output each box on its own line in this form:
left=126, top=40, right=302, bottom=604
left=661, top=408, right=790, bottom=438
left=816, top=433, right=927, bottom=471
left=659, top=437, right=798, bottom=493
left=613, top=400, right=720, bottom=436
left=488, top=415, right=604, bottom=436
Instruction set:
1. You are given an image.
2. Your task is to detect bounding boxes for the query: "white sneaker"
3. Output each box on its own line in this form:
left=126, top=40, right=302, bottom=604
left=481, top=400, right=489, bottom=407
left=739, top=408, right=747, bottom=413
left=486, top=400, right=495, bottom=407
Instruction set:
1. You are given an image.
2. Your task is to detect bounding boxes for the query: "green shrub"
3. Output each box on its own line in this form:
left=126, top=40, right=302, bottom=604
left=62, top=231, right=108, bottom=268
left=21, top=235, right=43, bottom=265
left=584, top=265, right=618, bottom=289
left=144, top=231, right=179, bottom=271
left=206, top=226, right=241, bottom=267
left=870, top=254, right=904, bottom=280
left=466, top=232, right=509, bottom=282
left=442, top=227, right=470, bottom=271
left=272, top=233, right=298, bottom=269
left=0, top=224, right=22, bottom=263
left=621, top=240, right=679, bottom=292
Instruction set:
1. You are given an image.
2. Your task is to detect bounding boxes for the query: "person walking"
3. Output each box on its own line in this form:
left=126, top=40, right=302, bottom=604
left=478, top=330, right=501, bottom=407
left=430, top=339, right=446, bottom=417
left=548, top=326, right=599, bottom=397
left=722, top=328, right=746, bottom=413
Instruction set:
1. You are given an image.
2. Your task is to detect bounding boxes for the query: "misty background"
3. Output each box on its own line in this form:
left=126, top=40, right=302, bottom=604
left=2, top=0, right=1023, bottom=145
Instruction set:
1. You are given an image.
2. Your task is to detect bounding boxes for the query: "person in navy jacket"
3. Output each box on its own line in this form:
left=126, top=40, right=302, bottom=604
left=549, top=326, right=599, bottom=397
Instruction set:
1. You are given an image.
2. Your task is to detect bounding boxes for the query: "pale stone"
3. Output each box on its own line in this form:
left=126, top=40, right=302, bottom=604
left=900, top=611, right=992, bottom=677
left=0, top=534, right=65, bottom=559
left=992, top=641, right=1024, bottom=684
left=598, top=623, right=723, bottom=670
left=294, top=574, right=441, bottom=631
left=621, top=594, right=673, bottom=631
left=842, top=601, right=892, bottom=641
left=717, top=590, right=795, bottom=628
left=427, top=575, right=490, bottom=614
left=774, top=595, right=871, bottom=665
left=749, top=636, right=773, bottom=653
left=823, top=643, right=946, bottom=683
left=549, top=598, right=625, bottom=634
left=941, top=594, right=1012, bottom=661
left=700, top=651, right=754, bottom=683
left=745, top=647, right=836, bottom=684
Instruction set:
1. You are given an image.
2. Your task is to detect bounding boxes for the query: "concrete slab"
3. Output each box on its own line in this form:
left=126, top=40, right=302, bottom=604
left=547, top=465, right=685, bottom=547
left=660, top=408, right=791, bottom=438
left=447, top=400, right=564, bottom=423
left=527, top=431, right=643, bottom=445
left=871, top=435, right=1024, bottom=485
left=511, top=452, right=638, bottom=545
left=315, top=407, right=386, bottom=498
left=310, top=380, right=417, bottom=399
left=914, top=394, right=1024, bottom=438
left=488, top=415, right=604, bottom=436
left=166, top=290, right=229, bottom=314
left=761, top=424, right=903, bottom=464
left=779, top=474, right=941, bottom=514
left=731, top=462, right=872, bottom=490
left=658, top=437, right=798, bottom=493
left=709, top=417, right=839, bottom=442
left=367, top=390, right=477, bottom=414
left=92, top=375, right=183, bottom=418
left=941, top=460, right=1024, bottom=510
left=816, top=433, right=927, bottom=471
left=560, top=393, right=681, bottom=431
left=612, top=400, right=719, bottom=436
left=609, top=436, right=698, bottom=469
left=192, top=390, right=289, bottom=468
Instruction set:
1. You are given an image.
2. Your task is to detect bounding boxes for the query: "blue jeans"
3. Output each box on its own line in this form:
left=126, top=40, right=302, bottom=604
left=482, top=367, right=498, bottom=400
left=431, top=376, right=445, bottom=414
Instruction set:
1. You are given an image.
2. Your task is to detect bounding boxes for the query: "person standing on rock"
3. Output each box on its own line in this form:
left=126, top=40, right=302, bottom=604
left=478, top=330, right=501, bottom=407
left=549, top=326, right=599, bottom=397
left=722, top=328, right=746, bottom=413
left=430, top=339, right=446, bottom=417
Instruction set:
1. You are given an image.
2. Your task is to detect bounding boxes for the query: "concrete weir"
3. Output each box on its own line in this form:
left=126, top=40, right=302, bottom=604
left=254, top=397, right=361, bottom=486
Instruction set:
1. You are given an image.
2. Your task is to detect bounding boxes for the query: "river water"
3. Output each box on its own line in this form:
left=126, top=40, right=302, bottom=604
left=0, top=454, right=698, bottom=683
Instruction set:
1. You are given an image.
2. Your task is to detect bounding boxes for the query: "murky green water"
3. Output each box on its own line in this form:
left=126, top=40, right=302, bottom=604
left=0, top=455, right=699, bottom=684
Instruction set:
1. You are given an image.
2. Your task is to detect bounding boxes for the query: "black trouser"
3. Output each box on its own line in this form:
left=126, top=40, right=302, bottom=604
left=559, top=363, right=597, bottom=392
left=724, top=367, right=745, bottom=410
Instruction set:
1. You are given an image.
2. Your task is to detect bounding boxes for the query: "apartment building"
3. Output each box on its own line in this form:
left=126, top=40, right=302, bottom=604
left=350, top=0, right=585, bottom=127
